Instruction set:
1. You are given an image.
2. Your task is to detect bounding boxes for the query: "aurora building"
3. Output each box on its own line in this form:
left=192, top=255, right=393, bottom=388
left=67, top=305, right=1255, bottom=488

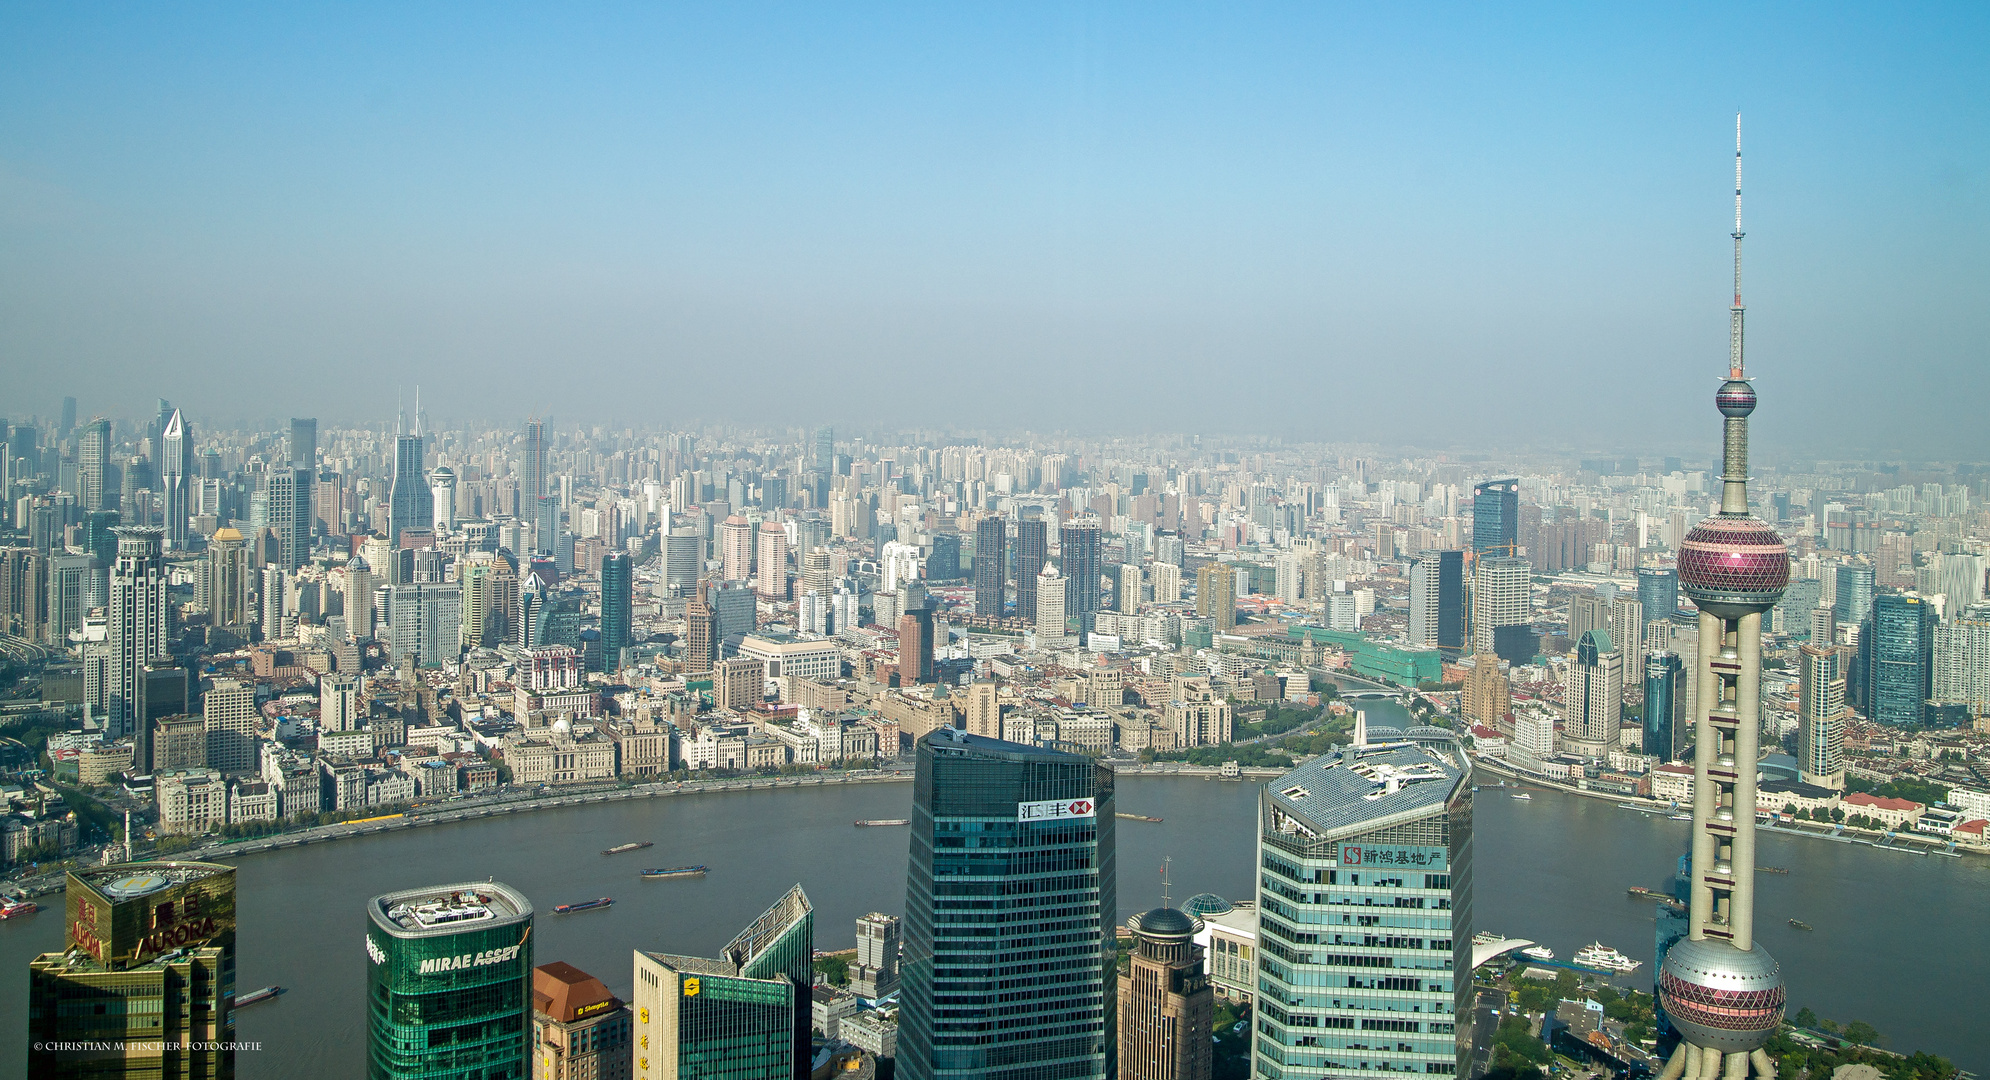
left=366, top=881, right=535, bottom=1080
left=631, top=884, right=814, bottom=1080
left=29, top=861, right=238, bottom=1078
left=1251, top=738, right=1472, bottom=1077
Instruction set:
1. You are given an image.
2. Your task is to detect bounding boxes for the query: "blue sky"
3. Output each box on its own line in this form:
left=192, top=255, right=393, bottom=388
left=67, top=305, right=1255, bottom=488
left=2, top=4, right=1984, bottom=457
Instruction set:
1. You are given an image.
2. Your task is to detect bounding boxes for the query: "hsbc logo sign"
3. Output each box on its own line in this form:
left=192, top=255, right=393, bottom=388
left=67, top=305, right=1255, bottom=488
left=1018, top=797, right=1097, bottom=823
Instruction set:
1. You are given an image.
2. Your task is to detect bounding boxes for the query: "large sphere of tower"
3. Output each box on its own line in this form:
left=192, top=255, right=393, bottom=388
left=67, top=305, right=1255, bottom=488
left=1658, top=938, right=1786, bottom=1054
left=1715, top=379, right=1757, bottom=417
left=1678, top=515, right=1788, bottom=619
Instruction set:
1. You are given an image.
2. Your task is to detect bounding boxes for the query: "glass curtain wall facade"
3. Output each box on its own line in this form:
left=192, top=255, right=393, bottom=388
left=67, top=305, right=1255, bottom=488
left=1644, top=651, right=1687, bottom=764
left=1252, top=743, right=1472, bottom=1078
left=1860, top=593, right=1933, bottom=726
left=366, top=882, right=535, bottom=1080
left=28, top=861, right=238, bottom=1079
left=1469, top=480, right=1518, bottom=557
left=631, top=883, right=814, bottom=1080
left=899, top=730, right=1116, bottom=1080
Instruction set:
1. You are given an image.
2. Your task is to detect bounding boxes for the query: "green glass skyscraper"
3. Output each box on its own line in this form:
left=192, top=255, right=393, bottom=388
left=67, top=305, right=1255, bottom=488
left=600, top=551, right=632, bottom=673
left=366, top=881, right=534, bottom=1080
left=899, top=729, right=1116, bottom=1080
left=632, top=883, right=814, bottom=1080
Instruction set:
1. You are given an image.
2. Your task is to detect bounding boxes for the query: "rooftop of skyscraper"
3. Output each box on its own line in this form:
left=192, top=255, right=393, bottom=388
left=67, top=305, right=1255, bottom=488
left=1265, top=742, right=1466, bottom=839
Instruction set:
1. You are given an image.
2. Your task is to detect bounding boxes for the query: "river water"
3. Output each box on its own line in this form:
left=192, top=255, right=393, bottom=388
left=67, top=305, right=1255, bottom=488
left=2, top=698, right=1980, bottom=1075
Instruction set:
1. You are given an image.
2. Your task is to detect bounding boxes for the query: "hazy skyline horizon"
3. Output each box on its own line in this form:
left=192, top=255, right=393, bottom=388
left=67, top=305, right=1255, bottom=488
left=3, top=5, right=1985, bottom=456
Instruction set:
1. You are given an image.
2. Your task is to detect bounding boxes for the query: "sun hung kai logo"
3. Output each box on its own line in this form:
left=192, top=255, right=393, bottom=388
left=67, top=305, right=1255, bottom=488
left=1017, top=797, right=1097, bottom=823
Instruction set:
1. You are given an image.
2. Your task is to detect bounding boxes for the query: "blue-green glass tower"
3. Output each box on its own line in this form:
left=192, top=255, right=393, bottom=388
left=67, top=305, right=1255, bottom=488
left=600, top=551, right=632, bottom=673
left=633, top=883, right=814, bottom=1080
left=1859, top=592, right=1933, bottom=726
left=1251, top=740, right=1473, bottom=1077
left=899, top=730, right=1115, bottom=1080
left=1644, top=651, right=1687, bottom=763
left=366, top=881, right=534, bottom=1080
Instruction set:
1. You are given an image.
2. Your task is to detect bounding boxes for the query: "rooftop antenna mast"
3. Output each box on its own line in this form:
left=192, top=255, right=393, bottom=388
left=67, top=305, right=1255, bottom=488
left=1161, top=856, right=1172, bottom=908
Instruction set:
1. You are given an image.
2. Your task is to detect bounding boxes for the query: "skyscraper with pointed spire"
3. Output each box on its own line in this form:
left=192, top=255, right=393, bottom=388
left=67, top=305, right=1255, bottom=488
left=1656, top=118, right=1790, bottom=1080
left=387, top=388, right=432, bottom=551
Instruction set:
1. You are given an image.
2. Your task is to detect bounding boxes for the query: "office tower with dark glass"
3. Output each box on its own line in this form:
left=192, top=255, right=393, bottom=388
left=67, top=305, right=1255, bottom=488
left=78, top=418, right=112, bottom=512
left=1060, top=519, right=1104, bottom=633
left=1639, top=565, right=1680, bottom=624
left=899, top=730, right=1116, bottom=1080
left=1657, top=122, right=1790, bottom=1080
left=367, top=881, right=535, bottom=1080
left=388, top=411, right=432, bottom=547
left=1644, top=651, right=1687, bottom=763
left=1015, top=517, right=1047, bottom=620
left=1469, top=479, right=1518, bottom=557
left=1859, top=592, right=1933, bottom=727
left=1251, top=738, right=1472, bottom=1077
left=975, top=515, right=1006, bottom=617
left=523, top=418, right=550, bottom=509
left=632, top=883, right=815, bottom=1080
left=28, top=861, right=238, bottom=1079
left=600, top=550, right=632, bottom=673
left=108, top=527, right=170, bottom=770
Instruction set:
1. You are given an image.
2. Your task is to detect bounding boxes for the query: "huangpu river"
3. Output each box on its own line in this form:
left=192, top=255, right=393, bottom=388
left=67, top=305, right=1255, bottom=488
left=3, top=698, right=1982, bottom=1074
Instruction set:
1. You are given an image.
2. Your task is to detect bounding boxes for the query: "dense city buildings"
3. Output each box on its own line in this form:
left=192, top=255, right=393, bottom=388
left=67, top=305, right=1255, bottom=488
left=29, top=861, right=238, bottom=1078
left=367, top=881, right=535, bottom=1080
left=1251, top=739, right=1471, bottom=1076
left=899, top=730, right=1115, bottom=1080
left=631, top=884, right=814, bottom=1080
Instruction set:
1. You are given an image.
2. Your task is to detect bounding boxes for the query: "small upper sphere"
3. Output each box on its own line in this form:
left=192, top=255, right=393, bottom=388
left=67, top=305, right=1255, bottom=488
left=1716, top=379, right=1757, bottom=417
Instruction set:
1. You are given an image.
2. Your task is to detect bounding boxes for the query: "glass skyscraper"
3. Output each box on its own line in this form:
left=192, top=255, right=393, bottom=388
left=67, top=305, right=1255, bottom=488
left=1644, top=650, right=1687, bottom=763
left=1059, top=520, right=1104, bottom=634
left=1469, top=479, right=1518, bottom=557
left=1833, top=563, right=1876, bottom=628
left=366, top=881, right=535, bottom=1080
left=1252, top=739, right=1472, bottom=1077
left=1860, top=592, right=1933, bottom=727
left=600, top=551, right=632, bottom=673
left=899, top=730, right=1116, bottom=1080
left=29, top=861, right=238, bottom=1079
left=1637, top=566, right=1679, bottom=625
left=632, top=883, right=814, bottom=1080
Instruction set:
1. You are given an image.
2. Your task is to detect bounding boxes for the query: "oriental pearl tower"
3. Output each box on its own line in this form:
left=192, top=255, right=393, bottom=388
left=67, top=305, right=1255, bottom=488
left=1657, top=117, right=1789, bottom=1080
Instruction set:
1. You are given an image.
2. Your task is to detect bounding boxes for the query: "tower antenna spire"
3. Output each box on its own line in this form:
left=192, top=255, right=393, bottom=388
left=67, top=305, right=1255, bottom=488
left=1731, top=113, right=1745, bottom=378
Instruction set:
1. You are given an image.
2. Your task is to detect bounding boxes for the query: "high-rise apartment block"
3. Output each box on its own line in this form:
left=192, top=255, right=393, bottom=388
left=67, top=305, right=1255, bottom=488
left=850, top=912, right=901, bottom=1000
left=1470, top=556, right=1532, bottom=663
left=1795, top=644, right=1846, bottom=790
left=1014, top=518, right=1047, bottom=620
left=1060, top=520, right=1103, bottom=633
left=899, top=730, right=1114, bottom=1080
left=1195, top=561, right=1236, bottom=631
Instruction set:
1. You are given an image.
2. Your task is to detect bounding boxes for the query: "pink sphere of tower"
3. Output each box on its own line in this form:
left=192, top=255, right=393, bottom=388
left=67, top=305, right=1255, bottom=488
left=1678, top=515, right=1788, bottom=618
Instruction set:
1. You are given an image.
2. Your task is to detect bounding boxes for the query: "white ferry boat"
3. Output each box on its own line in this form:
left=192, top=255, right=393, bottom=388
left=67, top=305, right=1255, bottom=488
left=1573, top=942, right=1641, bottom=973
left=1520, top=945, right=1554, bottom=961
left=1510, top=792, right=1533, bottom=801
